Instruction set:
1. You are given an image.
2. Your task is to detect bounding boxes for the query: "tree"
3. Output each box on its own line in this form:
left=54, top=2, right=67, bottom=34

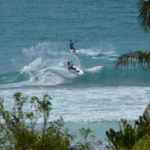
left=114, top=50, right=150, bottom=68
left=139, top=0, right=150, bottom=31
left=0, top=92, right=102, bottom=150
left=115, top=0, right=150, bottom=69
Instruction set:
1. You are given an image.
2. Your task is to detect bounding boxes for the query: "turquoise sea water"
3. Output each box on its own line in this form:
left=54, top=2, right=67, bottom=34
left=1, top=0, right=150, bottom=143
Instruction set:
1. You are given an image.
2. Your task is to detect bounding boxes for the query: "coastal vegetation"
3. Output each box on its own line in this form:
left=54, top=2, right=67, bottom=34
left=0, top=92, right=101, bottom=150
left=109, top=1, right=150, bottom=150
left=111, top=1, right=150, bottom=150
left=139, top=0, right=150, bottom=31
left=0, top=93, right=150, bottom=150
left=106, top=115, right=150, bottom=150
left=115, top=0, right=150, bottom=69
left=114, top=50, right=150, bottom=69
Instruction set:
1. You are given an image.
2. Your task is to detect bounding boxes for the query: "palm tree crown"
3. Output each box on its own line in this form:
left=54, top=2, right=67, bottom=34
left=139, top=0, right=150, bottom=31
left=115, top=50, right=150, bottom=68
left=115, top=0, right=150, bottom=69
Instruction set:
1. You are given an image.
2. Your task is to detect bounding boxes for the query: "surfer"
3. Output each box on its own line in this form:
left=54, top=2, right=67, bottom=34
left=70, top=40, right=76, bottom=53
left=67, top=61, right=79, bottom=72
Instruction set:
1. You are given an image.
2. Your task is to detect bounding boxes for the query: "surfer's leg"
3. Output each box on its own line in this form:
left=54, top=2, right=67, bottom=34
left=72, top=67, right=79, bottom=72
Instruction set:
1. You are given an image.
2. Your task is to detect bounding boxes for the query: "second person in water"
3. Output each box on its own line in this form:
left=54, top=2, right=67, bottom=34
left=67, top=61, right=79, bottom=73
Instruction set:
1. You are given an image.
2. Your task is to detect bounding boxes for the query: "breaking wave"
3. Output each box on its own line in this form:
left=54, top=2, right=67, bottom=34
left=0, top=42, right=150, bottom=87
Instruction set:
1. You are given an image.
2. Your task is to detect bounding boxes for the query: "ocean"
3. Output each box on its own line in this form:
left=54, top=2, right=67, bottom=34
left=1, top=0, right=150, bottom=144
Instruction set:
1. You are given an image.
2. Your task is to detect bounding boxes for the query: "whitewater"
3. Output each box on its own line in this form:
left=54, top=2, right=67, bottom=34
left=1, top=0, right=150, bottom=141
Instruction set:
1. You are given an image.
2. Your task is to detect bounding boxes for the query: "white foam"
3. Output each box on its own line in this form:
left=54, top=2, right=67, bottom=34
left=0, top=86, right=149, bottom=122
left=21, top=57, right=64, bottom=85
left=86, top=66, right=103, bottom=73
left=19, top=54, right=83, bottom=86
left=21, top=57, right=42, bottom=72
left=77, top=43, right=118, bottom=60
left=19, top=41, right=86, bottom=86
left=78, top=49, right=98, bottom=56
left=9, top=42, right=119, bottom=87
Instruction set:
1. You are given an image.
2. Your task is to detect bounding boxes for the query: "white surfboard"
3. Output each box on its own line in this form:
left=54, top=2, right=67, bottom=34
left=70, top=49, right=79, bottom=54
left=75, top=68, right=84, bottom=75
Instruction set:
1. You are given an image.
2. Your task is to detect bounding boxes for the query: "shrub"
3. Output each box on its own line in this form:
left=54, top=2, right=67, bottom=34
left=106, top=115, right=150, bottom=150
left=0, top=92, right=101, bottom=150
left=106, top=119, right=137, bottom=150
left=132, top=136, right=150, bottom=150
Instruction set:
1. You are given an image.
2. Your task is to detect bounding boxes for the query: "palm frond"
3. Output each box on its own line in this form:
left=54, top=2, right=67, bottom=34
left=139, top=0, right=150, bottom=31
left=114, top=50, right=150, bottom=68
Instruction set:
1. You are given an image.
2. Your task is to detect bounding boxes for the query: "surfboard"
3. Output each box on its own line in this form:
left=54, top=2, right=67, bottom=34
left=70, top=49, right=79, bottom=54
left=75, top=68, right=84, bottom=75
left=68, top=67, right=84, bottom=75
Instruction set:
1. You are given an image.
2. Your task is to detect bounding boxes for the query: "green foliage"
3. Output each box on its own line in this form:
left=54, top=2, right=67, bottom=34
left=114, top=50, right=150, bottom=69
left=114, top=0, right=150, bottom=69
left=0, top=92, right=101, bottom=150
left=73, top=128, right=102, bottom=150
left=106, top=115, right=150, bottom=150
left=106, top=119, right=137, bottom=150
left=139, top=0, right=150, bottom=31
left=132, top=136, right=150, bottom=150
left=135, top=115, right=150, bottom=138
left=79, top=128, right=92, bottom=140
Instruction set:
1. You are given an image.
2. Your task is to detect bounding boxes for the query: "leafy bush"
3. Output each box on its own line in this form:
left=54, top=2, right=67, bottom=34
left=106, top=115, right=150, bottom=150
left=73, top=128, right=102, bottom=150
left=132, top=136, right=150, bottom=150
left=135, top=115, right=150, bottom=137
left=106, top=119, right=137, bottom=150
left=0, top=92, right=101, bottom=150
